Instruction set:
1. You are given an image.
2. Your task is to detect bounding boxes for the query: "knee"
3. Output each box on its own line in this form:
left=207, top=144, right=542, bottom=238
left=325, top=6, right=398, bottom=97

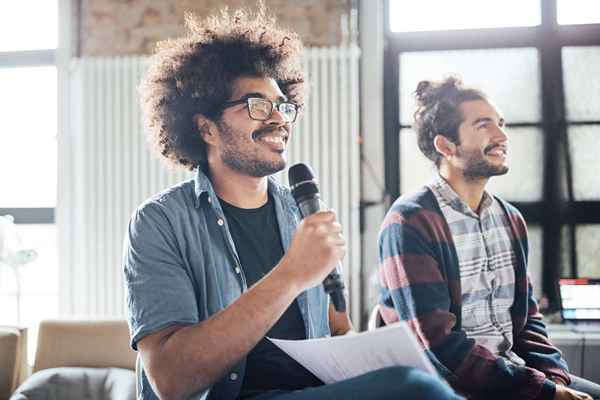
left=371, top=367, right=460, bottom=400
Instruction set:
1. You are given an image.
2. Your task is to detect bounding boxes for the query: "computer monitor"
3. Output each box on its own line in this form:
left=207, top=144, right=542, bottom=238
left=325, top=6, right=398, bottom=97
left=559, top=278, right=600, bottom=322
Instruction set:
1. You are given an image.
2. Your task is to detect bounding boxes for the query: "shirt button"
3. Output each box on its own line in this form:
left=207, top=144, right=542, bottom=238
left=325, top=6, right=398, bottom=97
left=235, top=267, right=241, bottom=274
left=207, top=197, right=212, bottom=203
left=217, top=218, right=224, bottom=226
left=230, top=372, right=238, bottom=381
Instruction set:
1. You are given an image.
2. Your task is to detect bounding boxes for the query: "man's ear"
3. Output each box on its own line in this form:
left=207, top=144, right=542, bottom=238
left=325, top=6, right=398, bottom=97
left=433, top=134, right=457, bottom=160
left=195, top=114, right=218, bottom=145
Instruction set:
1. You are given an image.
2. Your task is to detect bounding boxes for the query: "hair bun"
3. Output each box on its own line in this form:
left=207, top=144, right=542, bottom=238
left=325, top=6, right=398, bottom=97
left=415, top=80, right=433, bottom=103
left=415, top=76, right=465, bottom=105
left=438, top=76, right=462, bottom=96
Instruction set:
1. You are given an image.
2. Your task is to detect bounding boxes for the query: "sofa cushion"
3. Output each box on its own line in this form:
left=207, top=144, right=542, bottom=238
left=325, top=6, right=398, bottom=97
left=10, top=367, right=135, bottom=400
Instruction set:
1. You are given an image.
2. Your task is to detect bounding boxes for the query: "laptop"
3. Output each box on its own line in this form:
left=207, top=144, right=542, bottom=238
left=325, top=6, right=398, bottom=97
left=559, top=278, right=600, bottom=332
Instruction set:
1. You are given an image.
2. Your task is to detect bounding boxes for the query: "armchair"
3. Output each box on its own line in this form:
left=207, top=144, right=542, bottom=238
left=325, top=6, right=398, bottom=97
left=0, top=326, right=28, bottom=400
left=10, top=319, right=136, bottom=400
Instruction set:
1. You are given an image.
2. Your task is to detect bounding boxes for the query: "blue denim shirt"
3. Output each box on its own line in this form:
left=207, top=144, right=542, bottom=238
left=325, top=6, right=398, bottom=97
left=123, top=169, right=331, bottom=400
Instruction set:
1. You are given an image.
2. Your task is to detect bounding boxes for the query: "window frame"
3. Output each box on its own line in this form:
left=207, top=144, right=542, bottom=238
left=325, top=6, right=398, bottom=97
left=383, top=0, right=600, bottom=310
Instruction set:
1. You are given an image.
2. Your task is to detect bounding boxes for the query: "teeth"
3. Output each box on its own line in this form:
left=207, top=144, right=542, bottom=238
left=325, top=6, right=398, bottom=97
left=260, top=136, right=284, bottom=144
left=488, top=148, right=506, bottom=156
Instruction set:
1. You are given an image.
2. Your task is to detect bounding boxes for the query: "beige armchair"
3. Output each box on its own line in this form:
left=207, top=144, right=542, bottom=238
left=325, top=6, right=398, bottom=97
left=10, top=319, right=136, bottom=400
left=0, top=326, right=28, bottom=400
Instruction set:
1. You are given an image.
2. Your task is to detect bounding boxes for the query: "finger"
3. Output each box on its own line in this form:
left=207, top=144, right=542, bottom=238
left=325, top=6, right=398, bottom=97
left=571, top=390, right=591, bottom=400
left=329, top=221, right=343, bottom=233
left=302, top=210, right=330, bottom=222
left=573, top=389, right=592, bottom=399
left=328, top=232, right=346, bottom=246
left=318, top=210, right=336, bottom=220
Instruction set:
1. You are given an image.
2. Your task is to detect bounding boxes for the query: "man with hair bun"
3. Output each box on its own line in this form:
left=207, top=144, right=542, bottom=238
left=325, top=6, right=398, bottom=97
left=377, top=77, right=600, bottom=400
left=123, top=7, right=461, bottom=400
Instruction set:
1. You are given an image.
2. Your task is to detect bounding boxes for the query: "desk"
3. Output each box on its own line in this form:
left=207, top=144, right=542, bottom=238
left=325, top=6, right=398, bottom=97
left=547, top=324, right=600, bottom=383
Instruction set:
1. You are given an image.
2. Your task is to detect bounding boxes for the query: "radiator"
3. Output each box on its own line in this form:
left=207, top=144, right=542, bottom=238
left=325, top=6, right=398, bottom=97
left=58, top=46, right=361, bottom=322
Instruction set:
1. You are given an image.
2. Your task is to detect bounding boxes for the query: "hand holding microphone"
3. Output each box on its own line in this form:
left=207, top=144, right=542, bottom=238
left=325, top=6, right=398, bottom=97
left=287, top=163, right=347, bottom=312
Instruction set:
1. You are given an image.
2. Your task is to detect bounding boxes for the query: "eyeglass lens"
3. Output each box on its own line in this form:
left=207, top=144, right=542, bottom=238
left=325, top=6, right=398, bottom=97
left=248, top=98, right=296, bottom=122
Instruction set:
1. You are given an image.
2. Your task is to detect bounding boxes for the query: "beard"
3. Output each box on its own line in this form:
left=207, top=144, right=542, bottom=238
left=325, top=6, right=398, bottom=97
left=217, top=120, right=287, bottom=177
left=457, top=144, right=509, bottom=181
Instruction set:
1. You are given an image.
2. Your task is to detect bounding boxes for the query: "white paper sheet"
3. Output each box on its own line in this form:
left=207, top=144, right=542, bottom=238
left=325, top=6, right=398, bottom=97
left=268, top=322, right=437, bottom=384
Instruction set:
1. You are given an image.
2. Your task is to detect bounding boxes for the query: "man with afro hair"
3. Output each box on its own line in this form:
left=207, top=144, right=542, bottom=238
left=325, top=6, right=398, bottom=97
left=123, top=6, right=461, bottom=400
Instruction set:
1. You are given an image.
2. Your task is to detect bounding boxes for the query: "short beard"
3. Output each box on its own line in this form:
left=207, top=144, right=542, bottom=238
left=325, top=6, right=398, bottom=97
left=218, top=121, right=286, bottom=178
left=458, top=146, right=509, bottom=181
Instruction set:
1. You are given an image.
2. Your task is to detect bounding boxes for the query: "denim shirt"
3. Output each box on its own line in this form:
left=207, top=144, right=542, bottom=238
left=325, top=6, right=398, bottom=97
left=123, top=169, right=331, bottom=400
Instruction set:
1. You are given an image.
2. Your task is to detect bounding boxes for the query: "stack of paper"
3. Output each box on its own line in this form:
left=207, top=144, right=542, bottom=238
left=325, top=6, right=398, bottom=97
left=269, top=322, right=437, bottom=384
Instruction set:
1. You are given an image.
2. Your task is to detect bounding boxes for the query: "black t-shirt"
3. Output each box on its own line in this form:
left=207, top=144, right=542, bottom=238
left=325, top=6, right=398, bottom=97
left=219, top=195, right=322, bottom=397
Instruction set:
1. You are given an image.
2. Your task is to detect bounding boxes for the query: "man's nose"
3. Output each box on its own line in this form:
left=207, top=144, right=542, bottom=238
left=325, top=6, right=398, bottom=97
left=266, top=106, right=289, bottom=125
left=494, top=125, right=508, bottom=142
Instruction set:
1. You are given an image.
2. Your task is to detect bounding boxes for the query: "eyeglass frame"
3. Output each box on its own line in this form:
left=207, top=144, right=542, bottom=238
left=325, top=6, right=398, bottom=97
left=219, top=96, right=299, bottom=123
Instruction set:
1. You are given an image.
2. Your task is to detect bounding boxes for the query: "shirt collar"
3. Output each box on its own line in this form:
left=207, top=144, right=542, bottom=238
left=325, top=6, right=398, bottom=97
left=430, top=175, right=494, bottom=217
left=193, top=168, right=294, bottom=209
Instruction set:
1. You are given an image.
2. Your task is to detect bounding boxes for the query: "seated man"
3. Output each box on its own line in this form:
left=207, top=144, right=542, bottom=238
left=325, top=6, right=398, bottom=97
left=377, top=77, right=600, bottom=400
left=123, top=7, right=462, bottom=400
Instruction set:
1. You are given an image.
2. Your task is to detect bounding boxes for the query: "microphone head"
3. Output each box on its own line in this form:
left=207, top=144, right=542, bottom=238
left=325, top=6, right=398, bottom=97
left=288, top=163, right=319, bottom=202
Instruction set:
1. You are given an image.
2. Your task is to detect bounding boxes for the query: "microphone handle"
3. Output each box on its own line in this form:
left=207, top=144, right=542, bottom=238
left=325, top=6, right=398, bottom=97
left=297, top=197, right=347, bottom=313
left=297, top=197, right=320, bottom=217
left=324, top=270, right=347, bottom=312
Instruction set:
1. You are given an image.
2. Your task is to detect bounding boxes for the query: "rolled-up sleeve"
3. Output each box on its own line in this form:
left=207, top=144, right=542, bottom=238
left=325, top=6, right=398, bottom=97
left=123, top=202, right=199, bottom=350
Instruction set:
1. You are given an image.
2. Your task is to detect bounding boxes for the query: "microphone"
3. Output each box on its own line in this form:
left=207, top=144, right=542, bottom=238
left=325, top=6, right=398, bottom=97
left=288, top=163, right=347, bottom=312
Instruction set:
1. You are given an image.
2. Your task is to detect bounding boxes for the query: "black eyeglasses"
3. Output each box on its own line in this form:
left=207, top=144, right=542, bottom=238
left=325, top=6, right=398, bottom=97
left=221, top=97, right=299, bottom=123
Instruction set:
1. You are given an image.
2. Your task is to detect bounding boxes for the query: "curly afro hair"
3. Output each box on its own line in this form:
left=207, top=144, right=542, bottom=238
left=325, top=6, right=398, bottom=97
left=413, top=76, right=486, bottom=167
left=140, top=6, right=305, bottom=170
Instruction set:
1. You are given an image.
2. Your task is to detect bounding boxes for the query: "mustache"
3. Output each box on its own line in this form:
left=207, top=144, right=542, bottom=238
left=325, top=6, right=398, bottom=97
left=251, top=126, right=289, bottom=140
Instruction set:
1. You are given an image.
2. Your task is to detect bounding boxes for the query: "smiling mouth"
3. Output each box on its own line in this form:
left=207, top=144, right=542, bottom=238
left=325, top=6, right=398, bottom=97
left=485, top=146, right=507, bottom=158
left=253, top=129, right=289, bottom=148
left=259, top=135, right=286, bottom=146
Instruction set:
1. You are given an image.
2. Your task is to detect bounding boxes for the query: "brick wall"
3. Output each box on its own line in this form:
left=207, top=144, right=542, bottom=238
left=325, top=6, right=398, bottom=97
left=78, top=0, right=355, bottom=56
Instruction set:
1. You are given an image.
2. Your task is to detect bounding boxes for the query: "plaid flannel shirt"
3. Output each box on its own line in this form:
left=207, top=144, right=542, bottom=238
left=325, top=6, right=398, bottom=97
left=378, top=186, right=570, bottom=400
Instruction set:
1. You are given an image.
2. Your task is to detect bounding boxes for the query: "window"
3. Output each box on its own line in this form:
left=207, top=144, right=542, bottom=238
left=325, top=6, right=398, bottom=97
left=0, top=1, right=59, bottom=361
left=384, top=0, right=600, bottom=310
left=557, top=0, right=600, bottom=25
left=388, top=0, right=540, bottom=32
left=0, top=1, right=58, bottom=52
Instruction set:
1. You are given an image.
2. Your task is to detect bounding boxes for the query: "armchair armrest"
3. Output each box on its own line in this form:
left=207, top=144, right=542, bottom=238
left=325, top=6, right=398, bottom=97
left=0, top=326, right=28, bottom=398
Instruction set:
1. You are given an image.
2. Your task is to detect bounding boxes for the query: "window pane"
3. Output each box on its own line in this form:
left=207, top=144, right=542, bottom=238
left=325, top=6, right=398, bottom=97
left=389, top=0, right=540, bottom=32
left=486, top=128, right=543, bottom=201
left=399, top=129, right=437, bottom=195
left=568, top=125, right=600, bottom=200
left=527, top=225, right=543, bottom=301
left=561, top=226, right=574, bottom=277
left=14, top=224, right=59, bottom=294
left=0, top=224, right=58, bottom=296
left=0, top=1, right=58, bottom=51
left=576, top=225, right=600, bottom=278
left=563, top=47, right=600, bottom=122
left=0, top=66, right=57, bottom=207
left=399, top=48, right=541, bottom=125
left=558, top=0, right=600, bottom=25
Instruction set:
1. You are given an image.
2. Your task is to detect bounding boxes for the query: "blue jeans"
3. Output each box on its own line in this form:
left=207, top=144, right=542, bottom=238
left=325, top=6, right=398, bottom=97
left=243, top=366, right=463, bottom=400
